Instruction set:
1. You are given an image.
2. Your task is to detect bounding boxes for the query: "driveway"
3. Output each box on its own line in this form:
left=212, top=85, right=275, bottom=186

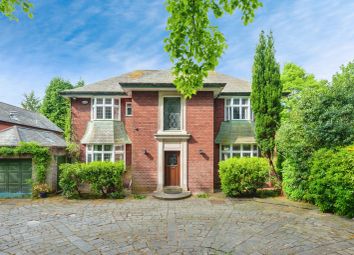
left=0, top=195, right=353, bottom=255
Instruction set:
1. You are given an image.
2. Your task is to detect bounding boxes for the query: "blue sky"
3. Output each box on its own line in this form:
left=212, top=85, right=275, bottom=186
left=0, top=0, right=353, bottom=106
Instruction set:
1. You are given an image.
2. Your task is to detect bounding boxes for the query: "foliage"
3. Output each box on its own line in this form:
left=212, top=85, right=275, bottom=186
left=251, top=31, right=282, bottom=179
left=65, top=142, right=80, bottom=162
left=40, top=77, right=73, bottom=132
left=0, top=0, right=33, bottom=21
left=0, top=142, right=50, bottom=184
left=21, top=90, right=41, bottom=112
left=59, top=161, right=125, bottom=198
left=276, top=60, right=354, bottom=201
left=33, top=183, right=50, bottom=193
left=308, top=146, right=354, bottom=217
left=196, top=193, right=209, bottom=198
left=219, top=157, right=268, bottom=197
left=164, top=0, right=262, bottom=98
left=133, top=194, right=146, bottom=200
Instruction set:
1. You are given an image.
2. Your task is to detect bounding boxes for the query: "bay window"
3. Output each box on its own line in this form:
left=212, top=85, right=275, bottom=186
left=220, top=144, right=259, bottom=160
left=86, top=144, right=125, bottom=163
left=225, top=98, right=251, bottom=120
left=92, top=98, right=120, bottom=120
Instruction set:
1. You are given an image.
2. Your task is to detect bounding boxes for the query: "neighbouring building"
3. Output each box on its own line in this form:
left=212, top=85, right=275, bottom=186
left=62, top=70, right=257, bottom=194
left=0, top=102, right=66, bottom=197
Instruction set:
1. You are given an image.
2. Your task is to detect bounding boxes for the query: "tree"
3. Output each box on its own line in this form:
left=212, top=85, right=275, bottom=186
left=164, top=0, right=262, bottom=98
left=0, top=0, right=33, bottom=20
left=40, top=77, right=73, bottom=133
left=251, top=31, right=282, bottom=180
left=21, top=90, right=41, bottom=112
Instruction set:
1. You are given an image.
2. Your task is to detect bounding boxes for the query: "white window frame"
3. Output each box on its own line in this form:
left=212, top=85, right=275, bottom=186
left=86, top=144, right=115, bottom=162
left=158, top=92, right=186, bottom=133
left=125, top=102, right=132, bottom=116
left=225, top=97, right=251, bottom=121
left=91, top=97, right=120, bottom=121
left=220, top=144, right=259, bottom=160
left=114, top=144, right=126, bottom=162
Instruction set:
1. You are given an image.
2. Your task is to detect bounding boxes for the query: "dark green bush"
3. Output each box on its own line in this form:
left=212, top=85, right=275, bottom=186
left=59, top=161, right=125, bottom=198
left=219, top=157, right=268, bottom=197
left=308, top=146, right=354, bottom=217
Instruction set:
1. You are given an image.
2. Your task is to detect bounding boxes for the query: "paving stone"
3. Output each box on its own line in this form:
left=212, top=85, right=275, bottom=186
left=0, top=196, right=353, bottom=254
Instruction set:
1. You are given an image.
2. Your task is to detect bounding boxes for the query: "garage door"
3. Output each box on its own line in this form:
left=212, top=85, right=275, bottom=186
left=0, top=159, right=32, bottom=195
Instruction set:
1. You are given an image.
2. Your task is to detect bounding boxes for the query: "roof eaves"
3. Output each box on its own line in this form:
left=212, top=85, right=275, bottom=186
left=218, top=92, right=251, bottom=97
left=61, top=91, right=128, bottom=97
left=119, top=82, right=226, bottom=89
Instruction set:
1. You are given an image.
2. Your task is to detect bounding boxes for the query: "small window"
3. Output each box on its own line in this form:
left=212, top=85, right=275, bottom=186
left=126, top=102, right=132, bottom=116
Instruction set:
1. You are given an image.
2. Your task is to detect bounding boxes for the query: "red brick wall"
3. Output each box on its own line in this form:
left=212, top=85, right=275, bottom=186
left=187, top=91, right=214, bottom=192
left=71, top=98, right=91, bottom=161
left=214, top=98, right=224, bottom=189
left=0, top=121, right=13, bottom=131
left=131, top=92, right=158, bottom=192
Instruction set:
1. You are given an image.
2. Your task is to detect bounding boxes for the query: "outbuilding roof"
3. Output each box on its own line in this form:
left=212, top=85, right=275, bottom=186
left=61, top=70, right=251, bottom=96
left=0, top=102, right=62, bottom=133
left=0, top=126, right=66, bottom=147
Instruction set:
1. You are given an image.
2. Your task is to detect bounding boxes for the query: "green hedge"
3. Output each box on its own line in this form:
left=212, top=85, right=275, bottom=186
left=59, top=161, right=125, bottom=198
left=308, top=146, right=354, bottom=217
left=219, top=157, right=268, bottom=197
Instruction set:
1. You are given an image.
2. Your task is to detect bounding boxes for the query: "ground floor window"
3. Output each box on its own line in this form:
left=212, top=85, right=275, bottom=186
left=220, top=144, right=259, bottom=160
left=86, top=144, right=125, bottom=163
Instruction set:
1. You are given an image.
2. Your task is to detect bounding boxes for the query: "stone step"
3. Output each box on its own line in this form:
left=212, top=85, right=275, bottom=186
left=153, top=191, right=192, bottom=200
left=163, top=186, right=183, bottom=194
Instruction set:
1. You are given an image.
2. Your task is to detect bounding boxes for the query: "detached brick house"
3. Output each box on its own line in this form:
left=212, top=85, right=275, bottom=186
left=62, top=70, right=257, bottom=193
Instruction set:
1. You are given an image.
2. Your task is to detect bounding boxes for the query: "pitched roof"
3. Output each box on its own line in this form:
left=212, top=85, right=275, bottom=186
left=61, top=70, right=251, bottom=96
left=0, top=102, right=62, bottom=133
left=0, top=126, right=66, bottom=147
left=81, top=120, right=131, bottom=144
left=215, top=121, right=256, bottom=144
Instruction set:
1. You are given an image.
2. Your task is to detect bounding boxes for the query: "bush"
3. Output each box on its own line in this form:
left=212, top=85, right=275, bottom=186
left=219, top=157, right=268, bottom=197
left=59, top=161, right=125, bottom=198
left=308, top=146, right=354, bottom=217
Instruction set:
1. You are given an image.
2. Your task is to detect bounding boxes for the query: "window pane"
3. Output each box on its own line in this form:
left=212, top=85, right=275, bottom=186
left=243, top=152, right=251, bottom=157
left=232, top=144, right=241, bottom=151
left=94, top=153, right=102, bottom=161
left=104, top=145, right=112, bottom=151
left=241, top=107, right=248, bottom=119
left=87, top=145, right=93, bottom=151
left=96, top=98, right=103, bottom=104
left=242, top=98, right=248, bottom=105
left=222, top=153, right=230, bottom=160
left=103, top=153, right=112, bottom=162
left=96, top=106, right=103, bottom=119
left=233, top=152, right=241, bottom=158
left=164, top=97, right=181, bottom=130
left=114, top=107, right=119, bottom=120
left=243, top=144, right=251, bottom=151
left=115, top=145, right=124, bottom=151
left=233, top=98, right=240, bottom=105
left=114, top=99, right=120, bottom=106
left=105, top=98, right=112, bottom=104
left=94, top=145, right=102, bottom=151
left=226, top=99, right=231, bottom=105
left=253, top=145, right=258, bottom=151
left=233, top=107, right=240, bottom=119
left=105, top=106, right=112, bottom=119
left=87, top=154, right=92, bottom=162
left=126, top=103, right=132, bottom=116
left=221, top=145, right=230, bottom=151
left=115, top=153, right=124, bottom=161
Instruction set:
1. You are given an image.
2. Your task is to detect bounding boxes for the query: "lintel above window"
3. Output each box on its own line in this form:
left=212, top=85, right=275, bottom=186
left=225, top=97, right=251, bottom=121
left=92, top=98, right=120, bottom=120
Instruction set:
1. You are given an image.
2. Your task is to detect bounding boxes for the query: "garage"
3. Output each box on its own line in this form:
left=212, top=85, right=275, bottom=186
left=0, top=159, right=32, bottom=196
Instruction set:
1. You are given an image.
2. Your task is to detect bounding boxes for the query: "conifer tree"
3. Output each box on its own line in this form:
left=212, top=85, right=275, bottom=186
left=251, top=31, right=282, bottom=180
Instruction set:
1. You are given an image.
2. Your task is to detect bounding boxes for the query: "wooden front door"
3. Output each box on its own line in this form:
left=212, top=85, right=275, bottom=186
left=164, top=151, right=180, bottom=186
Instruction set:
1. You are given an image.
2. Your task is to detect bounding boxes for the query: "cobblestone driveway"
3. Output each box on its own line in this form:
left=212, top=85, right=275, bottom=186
left=0, top=196, right=353, bottom=255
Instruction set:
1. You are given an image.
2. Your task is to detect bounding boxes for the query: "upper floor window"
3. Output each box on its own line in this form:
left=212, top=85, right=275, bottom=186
left=163, top=97, right=181, bottom=131
left=92, top=98, right=120, bottom=120
left=125, top=102, right=132, bottom=116
left=225, top=98, right=251, bottom=120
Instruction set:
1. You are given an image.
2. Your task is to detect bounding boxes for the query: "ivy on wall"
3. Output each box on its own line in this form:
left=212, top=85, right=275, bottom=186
left=0, top=142, right=51, bottom=183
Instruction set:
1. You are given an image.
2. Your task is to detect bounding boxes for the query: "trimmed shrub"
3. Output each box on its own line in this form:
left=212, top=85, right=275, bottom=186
left=308, top=146, right=354, bottom=217
left=219, top=157, right=268, bottom=197
left=59, top=161, right=125, bottom=198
